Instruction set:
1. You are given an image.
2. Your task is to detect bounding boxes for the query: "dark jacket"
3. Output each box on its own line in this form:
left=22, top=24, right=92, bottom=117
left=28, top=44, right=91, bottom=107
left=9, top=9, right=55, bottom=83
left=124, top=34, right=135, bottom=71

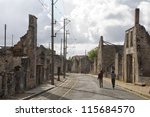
left=98, top=71, right=103, bottom=79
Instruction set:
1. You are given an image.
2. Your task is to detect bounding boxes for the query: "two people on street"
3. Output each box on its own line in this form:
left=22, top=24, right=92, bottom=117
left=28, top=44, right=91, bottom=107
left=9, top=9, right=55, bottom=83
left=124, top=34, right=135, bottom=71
left=97, top=70, right=116, bottom=89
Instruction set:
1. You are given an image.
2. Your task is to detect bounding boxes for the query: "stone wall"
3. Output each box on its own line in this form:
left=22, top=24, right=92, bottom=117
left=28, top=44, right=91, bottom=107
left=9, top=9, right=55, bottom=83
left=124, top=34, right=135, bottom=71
left=54, top=55, right=62, bottom=74
left=123, top=9, right=150, bottom=85
left=93, top=57, right=97, bottom=74
left=71, top=55, right=91, bottom=73
left=0, top=47, right=24, bottom=97
left=0, top=14, right=67, bottom=98
left=97, top=36, right=123, bottom=77
left=97, top=36, right=103, bottom=73
left=36, top=45, right=47, bottom=84
left=13, top=14, right=37, bottom=89
left=66, top=60, right=72, bottom=73
left=71, top=57, right=79, bottom=73
left=115, top=52, right=123, bottom=80
left=102, top=45, right=116, bottom=75
left=136, top=25, right=150, bottom=77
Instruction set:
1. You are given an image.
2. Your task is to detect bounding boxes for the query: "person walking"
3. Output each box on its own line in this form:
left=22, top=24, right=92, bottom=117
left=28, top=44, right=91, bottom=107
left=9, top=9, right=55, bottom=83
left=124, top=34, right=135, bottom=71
left=111, top=71, right=116, bottom=89
left=97, top=70, right=103, bottom=88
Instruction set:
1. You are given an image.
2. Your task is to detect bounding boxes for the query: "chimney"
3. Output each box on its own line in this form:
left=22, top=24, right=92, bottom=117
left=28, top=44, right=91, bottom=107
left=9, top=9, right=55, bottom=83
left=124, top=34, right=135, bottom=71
left=135, top=8, right=140, bottom=25
left=100, top=36, right=103, bottom=42
left=99, top=36, right=103, bottom=47
left=99, top=36, right=103, bottom=46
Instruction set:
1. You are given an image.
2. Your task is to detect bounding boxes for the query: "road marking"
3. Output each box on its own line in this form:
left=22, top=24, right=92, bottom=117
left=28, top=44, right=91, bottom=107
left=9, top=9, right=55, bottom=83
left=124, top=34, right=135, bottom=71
left=59, top=78, right=78, bottom=100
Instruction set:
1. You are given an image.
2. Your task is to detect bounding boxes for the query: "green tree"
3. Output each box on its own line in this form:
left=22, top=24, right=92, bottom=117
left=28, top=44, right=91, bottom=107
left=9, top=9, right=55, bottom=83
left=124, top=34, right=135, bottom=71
left=88, top=47, right=98, bottom=61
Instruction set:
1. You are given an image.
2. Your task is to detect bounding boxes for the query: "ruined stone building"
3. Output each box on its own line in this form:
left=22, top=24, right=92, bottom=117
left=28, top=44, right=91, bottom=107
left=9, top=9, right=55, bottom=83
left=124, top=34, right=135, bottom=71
left=36, top=45, right=51, bottom=85
left=123, top=8, right=150, bottom=85
left=71, top=55, right=91, bottom=73
left=96, top=36, right=123, bottom=78
left=0, top=47, right=17, bottom=97
left=95, top=8, right=150, bottom=85
left=0, top=14, right=38, bottom=97
left=13, top=14, right=37, bottom=90
left=0, top=14, right=65, bottom=98
left=93, top=56, right=98, bottom=74
left=115, top=50, right=123, bottom=80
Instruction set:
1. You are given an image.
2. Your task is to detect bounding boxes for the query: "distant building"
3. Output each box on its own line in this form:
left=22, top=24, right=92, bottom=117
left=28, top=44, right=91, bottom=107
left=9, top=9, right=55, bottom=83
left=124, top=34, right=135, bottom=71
left=71, top=55, right=91, bottom=73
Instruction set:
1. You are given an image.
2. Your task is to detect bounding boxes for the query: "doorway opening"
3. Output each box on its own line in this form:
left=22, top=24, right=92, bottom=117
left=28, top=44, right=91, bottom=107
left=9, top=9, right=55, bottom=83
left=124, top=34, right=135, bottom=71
left=127, top=54, right=133, bottom=83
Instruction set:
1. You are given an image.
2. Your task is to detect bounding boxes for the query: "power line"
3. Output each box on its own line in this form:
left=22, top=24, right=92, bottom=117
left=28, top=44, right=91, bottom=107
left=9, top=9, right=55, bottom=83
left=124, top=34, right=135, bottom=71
left=55, top=6, right=63, bottom=16
left=69, top=23, right=78, bottom=41
left=61, top=0, right=66, bottom=15
left=54, top=0, right=59, bottom=5
left=38, top=0, right=63, bottom=24
left=38, top=0, right=50, bottom=12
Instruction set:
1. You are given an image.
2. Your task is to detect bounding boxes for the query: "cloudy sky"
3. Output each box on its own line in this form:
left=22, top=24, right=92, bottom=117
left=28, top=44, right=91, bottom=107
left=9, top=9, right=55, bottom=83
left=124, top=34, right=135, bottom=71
left=0, top=0, right=150, bottom=57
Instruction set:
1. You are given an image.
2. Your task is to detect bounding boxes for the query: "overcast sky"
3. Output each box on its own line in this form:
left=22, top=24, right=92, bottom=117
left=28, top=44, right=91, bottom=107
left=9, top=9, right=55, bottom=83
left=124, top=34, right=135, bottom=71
left=0, top=0, right=150, bottom=57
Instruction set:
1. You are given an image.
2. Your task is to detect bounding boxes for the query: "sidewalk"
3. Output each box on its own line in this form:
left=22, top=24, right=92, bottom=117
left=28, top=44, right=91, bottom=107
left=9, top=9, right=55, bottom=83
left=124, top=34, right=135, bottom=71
left=11, top=75, right=67, bottom=100
left=91, top=74, right=150, bottom=99
left=115, top=79, right=150, bottom=99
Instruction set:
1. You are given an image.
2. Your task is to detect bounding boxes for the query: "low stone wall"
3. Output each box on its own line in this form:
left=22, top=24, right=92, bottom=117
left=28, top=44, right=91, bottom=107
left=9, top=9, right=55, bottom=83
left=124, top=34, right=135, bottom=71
left=0, top=72, right=16, bottom=98
left=7, top=72, right=16, bottom=96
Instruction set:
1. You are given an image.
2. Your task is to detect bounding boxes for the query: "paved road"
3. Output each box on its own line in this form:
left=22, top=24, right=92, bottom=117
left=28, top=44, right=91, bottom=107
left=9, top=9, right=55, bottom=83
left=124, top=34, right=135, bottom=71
left=31, top=73, right=145, bottom=100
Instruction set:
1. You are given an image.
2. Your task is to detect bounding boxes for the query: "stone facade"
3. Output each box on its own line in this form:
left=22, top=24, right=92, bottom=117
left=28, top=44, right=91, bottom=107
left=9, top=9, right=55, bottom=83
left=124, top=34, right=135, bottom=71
left=0, top=47, right=22, bottom=97
left=93, top=57, right=97, bottom=74
left=36, top=45, right=51, bottom=85
left=0, top=15, right=38, bottom=97
left=71, top=55, right=91, bottom=73
left=96, top=8, right=150, bottom=85
left=53, top=55, right=62, bottom=74
left=123, top=8, right=150, bottom=85
left=0, top=14, right=66, bottom=98
left=97, top=36, right=123, bottom=77
left=13, top=14, right=37, bottom=89
left=115, top=52, right=123, bottom=80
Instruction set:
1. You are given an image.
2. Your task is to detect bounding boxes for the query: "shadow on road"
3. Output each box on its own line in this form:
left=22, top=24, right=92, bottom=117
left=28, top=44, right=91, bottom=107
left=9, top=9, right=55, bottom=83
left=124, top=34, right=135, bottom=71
left=32, top=91, right=70, bottom=100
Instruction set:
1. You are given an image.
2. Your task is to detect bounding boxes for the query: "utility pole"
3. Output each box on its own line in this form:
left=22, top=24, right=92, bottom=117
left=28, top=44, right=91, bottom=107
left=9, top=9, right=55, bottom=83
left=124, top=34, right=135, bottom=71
left=60, top=38, right=63, bottom=76
left=4, top=24, right=7, bottom=54
left=49, top=42, right=51, bottom=50
left=63, top=19, right=66, bottom=78
left=85, top=50, right=86, bottom=56
left=60, top=38, right=62, bottom=56
left=3, top=24, right=8, bottom=97
left=66, top=30, right=70, bottom=58
left=51, top=0, right=54, bottom=85
left=63, top=19, right=71, bottom=78
left=12, top=34, right=14, bottom=46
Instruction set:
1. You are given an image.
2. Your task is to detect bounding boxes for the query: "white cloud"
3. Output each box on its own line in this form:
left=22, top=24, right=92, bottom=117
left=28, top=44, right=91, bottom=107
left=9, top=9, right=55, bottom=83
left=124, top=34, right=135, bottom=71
left=0, top=0, right=150, bottom=57
left=44, top=25, right=50, bottom=30
left=66, top=0, right=133, bottom=44
left=64, top=0, right=150, bottom=56
left=138, top=1, right=150, bottom=32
